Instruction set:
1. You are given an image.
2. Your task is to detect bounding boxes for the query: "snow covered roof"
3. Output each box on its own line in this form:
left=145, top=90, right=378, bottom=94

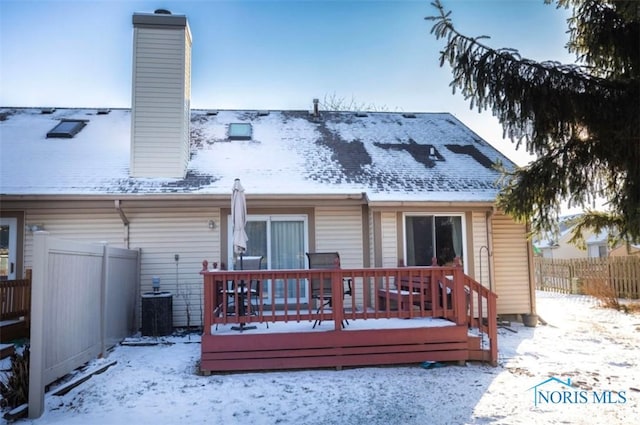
left=0, top=107, right=515, bottom=202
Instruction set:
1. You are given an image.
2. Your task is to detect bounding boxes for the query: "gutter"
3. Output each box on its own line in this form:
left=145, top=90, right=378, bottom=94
left=114, top=200, right=130, bottom=249
left=0, top=192, right=367, bottom=202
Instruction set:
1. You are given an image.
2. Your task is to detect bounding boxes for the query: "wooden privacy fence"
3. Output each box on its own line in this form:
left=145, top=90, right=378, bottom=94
left=534, top=257, right=640, bottom=298
left=28, top=232, right=140, bottom=419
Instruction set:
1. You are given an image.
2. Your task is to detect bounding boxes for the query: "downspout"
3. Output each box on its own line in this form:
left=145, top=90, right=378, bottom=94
left=115, top=200, right=130, bottom=249
left=525, top=222, right=536, bottom=315
left=484, top=209, right=494, bottom=293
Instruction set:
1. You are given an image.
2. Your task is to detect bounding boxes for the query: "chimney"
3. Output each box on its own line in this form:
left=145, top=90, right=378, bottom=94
left=312, top=98, right=319, bottom=117
left=130, top=10, right=192, bottom=178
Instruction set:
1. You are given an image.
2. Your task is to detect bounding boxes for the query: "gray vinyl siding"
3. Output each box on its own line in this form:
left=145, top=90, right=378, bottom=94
left=491, top=211, right=532, bottom=315
left=471, top=211, right=491, bottom=288
left=125, top=207, right=219, bottom=328
left=380, top=212, right=398, bottom=268
left=23, top=207, right=124, bottom=269
left=131, top=25, right=191, bottom=178
left=19, top=201, right=220, bottom=328
left=314, top=206, right=363, bottom=268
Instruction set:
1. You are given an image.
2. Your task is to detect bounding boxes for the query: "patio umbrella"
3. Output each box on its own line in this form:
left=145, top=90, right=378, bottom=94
left=231, top=178, right=248, bottom=268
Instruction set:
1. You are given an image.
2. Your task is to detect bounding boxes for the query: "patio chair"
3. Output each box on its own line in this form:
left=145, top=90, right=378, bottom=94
left=235, top=255, right=265, bottom=317
left=216, top=255, right=265, bottom=330
left=306, top=252, right=352, bottom=328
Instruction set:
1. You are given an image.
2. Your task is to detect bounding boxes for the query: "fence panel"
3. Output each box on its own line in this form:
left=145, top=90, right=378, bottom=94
left=104, top=246, right=141, bottom=350
left=29, top=233, right=139, bottom=419
left=534, top=257, right=640, bottom=299
left=535, top=258, right=572, bottom=293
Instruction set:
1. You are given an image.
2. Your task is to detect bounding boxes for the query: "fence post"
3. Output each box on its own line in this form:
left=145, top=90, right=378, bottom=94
left=28, top=231, right=49, bottom=419
left=100, top=243, right=109, bottom=358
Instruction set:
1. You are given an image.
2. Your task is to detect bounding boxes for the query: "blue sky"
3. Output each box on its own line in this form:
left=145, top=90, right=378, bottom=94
left=0, top=0, right=574, bottom=166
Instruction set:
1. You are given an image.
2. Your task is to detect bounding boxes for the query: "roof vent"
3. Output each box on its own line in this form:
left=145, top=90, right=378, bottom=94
left=257, top=110, right=270, bottom=117
left=154, top=9, right=171, bottom=14
left=40, top=107, right=56, bottom=114
left=355, top=112, right=368, bottom=117
left=206, top=110, right=219, bottom=116
left=96, top=108, right=111, bottom=115
left=402, top=113, right=416, bottom=119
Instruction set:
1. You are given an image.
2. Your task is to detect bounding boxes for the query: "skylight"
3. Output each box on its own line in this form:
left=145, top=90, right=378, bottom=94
left=46, top=119, right=87, bottom=138
left=228, top=123, right=252, bottom=140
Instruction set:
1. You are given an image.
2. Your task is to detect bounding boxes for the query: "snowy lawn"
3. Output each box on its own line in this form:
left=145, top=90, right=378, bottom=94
left=3, top=291, right=639, bottom=425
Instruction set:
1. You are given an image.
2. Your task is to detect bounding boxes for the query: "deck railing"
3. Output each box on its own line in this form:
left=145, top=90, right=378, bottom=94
left=0, top=270, right=32, bottom=343
left=0, top=271, right=31, bottom=322
left=201, top=265, right=498, bottom=362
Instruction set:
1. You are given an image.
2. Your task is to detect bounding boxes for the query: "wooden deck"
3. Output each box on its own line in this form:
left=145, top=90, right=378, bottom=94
left=201, top=265, right=497, bottom=372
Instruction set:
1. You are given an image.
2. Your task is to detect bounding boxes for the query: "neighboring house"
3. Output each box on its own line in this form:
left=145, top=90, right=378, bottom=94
left=0, top=10, right=535, bottom=327
left=533, top=215, right=610, bottom=259
left=609, top=244, right=640, bottom=257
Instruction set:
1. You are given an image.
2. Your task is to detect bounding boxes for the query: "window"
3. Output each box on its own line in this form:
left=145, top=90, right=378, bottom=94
left=46, top=119, right=87, bottom=138
left=404, top=214, right=465, bottom=268
left=598, top=245, right=608, bottom=258
left=229, top=215, right=308, bottom=303
left=228, top=123, right=252, bottom=140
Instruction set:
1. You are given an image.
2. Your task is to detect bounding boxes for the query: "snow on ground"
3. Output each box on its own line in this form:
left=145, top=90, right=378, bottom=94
left=3, top=291, right=639, bottom=425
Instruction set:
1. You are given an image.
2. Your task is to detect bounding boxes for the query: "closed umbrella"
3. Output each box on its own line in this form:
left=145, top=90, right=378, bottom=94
left=231, top=179, right=254, bottom=330
left=231, top=178, right=248, bottom=267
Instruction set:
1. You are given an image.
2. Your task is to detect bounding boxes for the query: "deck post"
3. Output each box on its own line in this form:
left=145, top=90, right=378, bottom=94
left=453, top=264, right=466, bottom=325
left=202, top=270, right=213, bottom=336
left=332, top=268, right=343, bottom=331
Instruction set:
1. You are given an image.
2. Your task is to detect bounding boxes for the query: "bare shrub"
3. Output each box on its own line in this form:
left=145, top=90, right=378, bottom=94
left=0, top=346, right=29, bottom=409
left=582, top=278, right=620, bottom=310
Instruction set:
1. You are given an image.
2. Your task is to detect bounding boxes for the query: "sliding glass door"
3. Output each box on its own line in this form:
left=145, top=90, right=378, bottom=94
left=229, top=215, right=308, bottom=304
left=404, top=214, right=465, bottom=269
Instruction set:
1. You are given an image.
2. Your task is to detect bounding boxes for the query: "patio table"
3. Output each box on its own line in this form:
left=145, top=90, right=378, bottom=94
left=213, top=276, right=257, bottom=331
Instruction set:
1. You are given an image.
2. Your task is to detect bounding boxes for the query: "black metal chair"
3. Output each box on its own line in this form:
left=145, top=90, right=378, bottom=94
left=306, top=252, right=352, bottom=328
left=216, top=255, right=264, bottom=330
left=236, top=255, right=264, bottom=317
left=236, top=255, right=266, bottom=328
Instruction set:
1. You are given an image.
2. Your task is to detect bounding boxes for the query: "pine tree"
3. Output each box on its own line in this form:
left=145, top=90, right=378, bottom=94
left=427, top=0, right=639, bottom=244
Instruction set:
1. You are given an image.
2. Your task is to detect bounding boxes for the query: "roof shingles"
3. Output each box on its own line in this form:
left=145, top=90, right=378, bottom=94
left=0, top=108, right=515, bottom=201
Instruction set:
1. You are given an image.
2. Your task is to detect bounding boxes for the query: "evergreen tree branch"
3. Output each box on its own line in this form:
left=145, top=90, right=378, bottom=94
left=427, top=0, right=640, bottom=242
